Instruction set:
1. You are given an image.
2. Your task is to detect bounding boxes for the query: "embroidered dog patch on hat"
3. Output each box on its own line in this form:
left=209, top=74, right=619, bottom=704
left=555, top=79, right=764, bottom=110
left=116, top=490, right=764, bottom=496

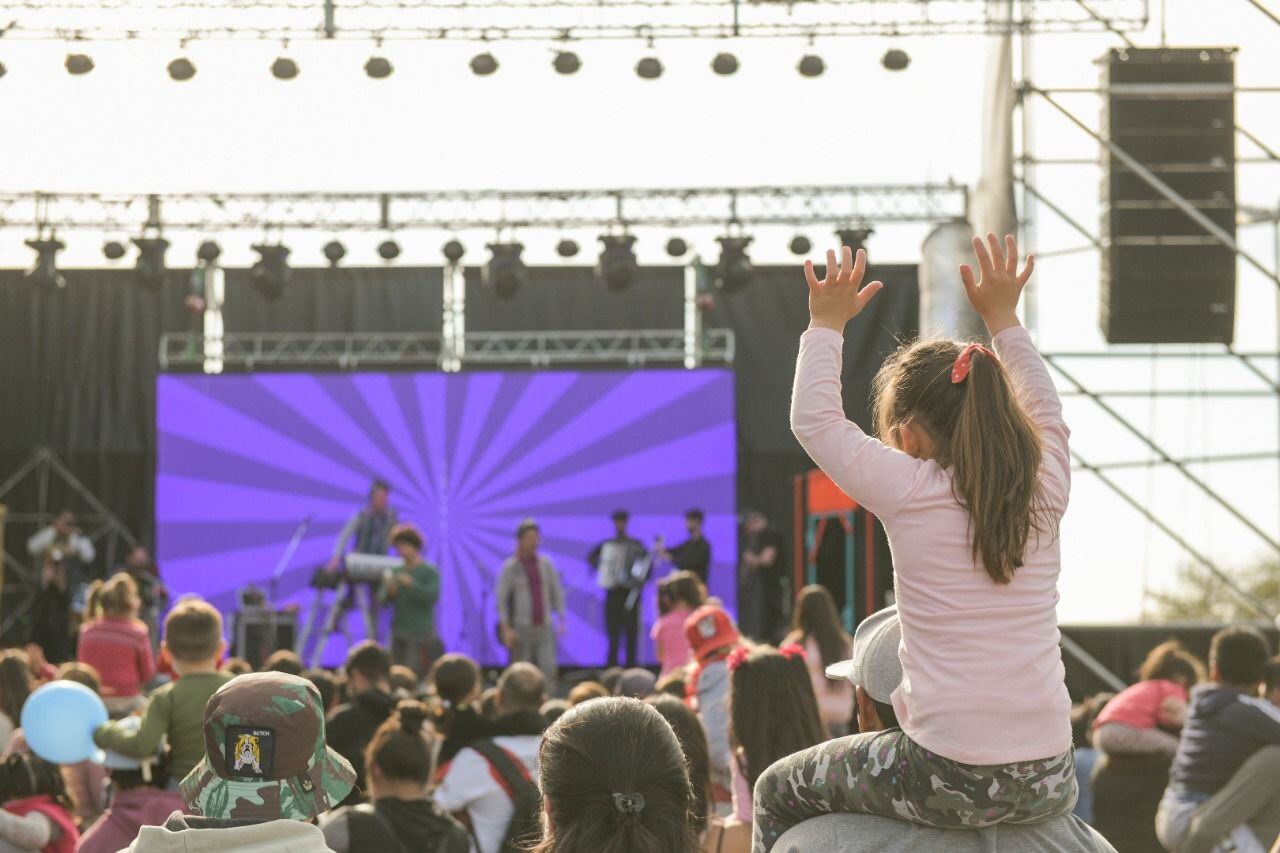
left=697, top=616, right=717, bottom=639
left=225, top=727, right=275, bottom=779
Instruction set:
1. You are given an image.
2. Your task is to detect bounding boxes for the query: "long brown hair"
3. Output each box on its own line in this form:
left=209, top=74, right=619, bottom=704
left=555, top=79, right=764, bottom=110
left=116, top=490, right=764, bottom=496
left=645, top=695, right=710, bottom=833
left=86, top=572, right=139, bottom=620
left=0, top=650, right=32, bottom=726
left=873, top=339, right=1050, bottom=584
left=727, top=646, right=826, bottom=790
left=534, top=697, right=699, bottom=853
left=786, top=585, right=852, bottom=675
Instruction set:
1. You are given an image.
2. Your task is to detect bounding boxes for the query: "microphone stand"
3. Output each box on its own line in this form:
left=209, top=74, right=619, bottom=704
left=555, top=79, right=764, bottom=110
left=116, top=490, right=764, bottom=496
left=270, top=514, right=313, bottom=608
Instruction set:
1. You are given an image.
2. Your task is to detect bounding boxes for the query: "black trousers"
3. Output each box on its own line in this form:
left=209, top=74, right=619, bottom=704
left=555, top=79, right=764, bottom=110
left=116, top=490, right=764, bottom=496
left=604, top=587, right=639, bottom=668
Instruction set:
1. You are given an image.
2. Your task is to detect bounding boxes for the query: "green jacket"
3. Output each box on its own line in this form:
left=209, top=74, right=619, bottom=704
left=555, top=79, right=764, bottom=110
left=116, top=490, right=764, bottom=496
left=94, top=670, right=234, bottom=782
left=391, top=560, right=440, bottom=636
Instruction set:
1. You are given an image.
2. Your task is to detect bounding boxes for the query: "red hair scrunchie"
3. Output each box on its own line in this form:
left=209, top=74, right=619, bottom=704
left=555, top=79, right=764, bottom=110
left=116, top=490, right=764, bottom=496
left=779, top=642, right=807, bottom=662
left=726, top=646, right=750, bottom=672
left=951, top=342, right=997, bottom=384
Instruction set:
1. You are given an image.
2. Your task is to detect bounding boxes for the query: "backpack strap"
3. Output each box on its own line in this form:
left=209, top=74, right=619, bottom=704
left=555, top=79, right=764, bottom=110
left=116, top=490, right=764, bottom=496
left=470, top=738, right=535, bottom=801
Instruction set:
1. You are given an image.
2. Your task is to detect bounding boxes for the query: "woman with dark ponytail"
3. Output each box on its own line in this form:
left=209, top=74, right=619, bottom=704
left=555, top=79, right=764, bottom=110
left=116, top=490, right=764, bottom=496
left=535, top=697, right=699, bottom=853
left=754, top=235, right=1075, bottom=852
left=319, top=700, right=469, bottom=853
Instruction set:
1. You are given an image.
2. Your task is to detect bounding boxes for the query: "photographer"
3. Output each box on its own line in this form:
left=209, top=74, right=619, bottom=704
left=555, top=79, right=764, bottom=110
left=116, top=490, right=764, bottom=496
left=27, top=511, right=96, bottom=662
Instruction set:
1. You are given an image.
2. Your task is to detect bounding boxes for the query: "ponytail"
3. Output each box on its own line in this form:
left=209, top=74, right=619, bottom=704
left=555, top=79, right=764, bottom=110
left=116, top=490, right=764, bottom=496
left=874, top=339, right=1051, bottom=585
left=85, top=572, right=139, bottom=620
left=365, top=699, right=435, bottom=787
left=948, top=349, right=1043, bottom=584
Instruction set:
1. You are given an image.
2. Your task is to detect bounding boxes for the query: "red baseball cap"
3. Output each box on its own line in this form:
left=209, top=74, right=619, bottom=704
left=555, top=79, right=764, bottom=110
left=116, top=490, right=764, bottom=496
left=683, top=605, right=740, bottom=663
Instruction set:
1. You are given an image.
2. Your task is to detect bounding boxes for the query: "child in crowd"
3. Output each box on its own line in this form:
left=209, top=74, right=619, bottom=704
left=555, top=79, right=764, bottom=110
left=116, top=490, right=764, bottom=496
left=756, top=236, right=1075, bottom=851
left=320, top=701, right=470, bottom=853
left=77, top=573, right=154, bottom=716
left=533, top=698, right=700, bottom=853
left=76, top=716, right=184, bottom=853
left=783, top=584, right=854, bottom=736
left=565, top=681, right=608, bottom=707
left=430, top=653, right=492, bottom=768
left=1093, top=640, right=1203, bottom=757
left=646, top=695, right=712, bottom=836
left=726, top=645, right=826, bottom=826
left=651, top=571, right=705, bottom=678
left=93, top=598, right=232, bottom=784
left=0, top=753, right=78, bottom=853
left=52, top=663, right=108, bottom=826
left=0, top=651, right=32, bottom=755
left=1157, top=626, right=1280, bottom=853
left=682, top=604, right=742, bottom=815
left=219, top=656, right=252, bottom=677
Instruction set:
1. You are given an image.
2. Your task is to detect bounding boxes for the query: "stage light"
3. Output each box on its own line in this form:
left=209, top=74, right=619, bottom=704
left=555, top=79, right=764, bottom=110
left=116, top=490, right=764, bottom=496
left=715, top=236, right=754, bottom=292
left=553, top=51, right=581, bottom=75
left=636, top=57, right=663, bottom=79
left=65, top=53, right=94, bottom=75
left=377, top=239, right=401, bottom=261
left=365, top=56, right=393, bottom=79
left=882, top=48, right=911, bottom=71
left=168, top=57, right=196, bottom=81
left=711, top=52, right=739, bottom=75
left=323, top=240, right=346, bottom=266
left=556, top=238, right=580, bottom=258
left=442, top=239, right=465, bottom=263
left=25, top=237, right=66, bottom=288
left=665, top=237, right=688, bottom=258
left=471, top=53, right=498, bottom=76
left=798, top=54, right=825, bottom=78
left=196, top=240, right=221, bottom=263
left=596, top=234, right=638, bottom=292
left=102, top=240, right=126, bottom=261
left=484, top=242, right=526, bottom=299
left=789, top=235, right=812, bottom=255
left=132, top=237, right=171, bottom=289
left=251, top=243, right=291, bottom=300
left=835, top=226, right=874, bottom=255
left=271, top=57, right=299, bottom=80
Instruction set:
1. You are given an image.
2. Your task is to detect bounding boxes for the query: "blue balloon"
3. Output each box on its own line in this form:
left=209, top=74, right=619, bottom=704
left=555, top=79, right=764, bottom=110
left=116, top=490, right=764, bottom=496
left=21, top=681, right=108, bottom=765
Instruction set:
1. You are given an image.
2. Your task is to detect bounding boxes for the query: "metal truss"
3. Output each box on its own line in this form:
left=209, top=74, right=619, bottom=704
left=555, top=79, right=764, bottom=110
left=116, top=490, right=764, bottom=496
left=0, top=0, right=1149, bottom=41
left=159, top=327, right=735, bottom=369
left=0, top=186, right=968, bottom=235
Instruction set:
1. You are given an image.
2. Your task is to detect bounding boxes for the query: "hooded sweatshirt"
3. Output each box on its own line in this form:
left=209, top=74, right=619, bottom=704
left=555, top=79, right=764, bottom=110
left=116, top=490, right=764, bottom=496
left=76, top=788, right=186, bottom=853
left=326, top=689, right=398, bottom=802
left=123, top=812, right=333, bottom=853
left=1168, top=683, right=1280, bottom=796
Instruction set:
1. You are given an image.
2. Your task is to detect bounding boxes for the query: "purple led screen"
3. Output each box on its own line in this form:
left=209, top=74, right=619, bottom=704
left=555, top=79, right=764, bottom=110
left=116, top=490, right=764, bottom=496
left=156, top=370, right=737, bottom=667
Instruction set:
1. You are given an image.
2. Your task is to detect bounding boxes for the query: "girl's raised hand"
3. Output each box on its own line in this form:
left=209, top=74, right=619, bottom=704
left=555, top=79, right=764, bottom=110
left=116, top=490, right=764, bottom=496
left=804, top=246, right=884, bottom=333
left=959, top=233, right=1035, bottom=336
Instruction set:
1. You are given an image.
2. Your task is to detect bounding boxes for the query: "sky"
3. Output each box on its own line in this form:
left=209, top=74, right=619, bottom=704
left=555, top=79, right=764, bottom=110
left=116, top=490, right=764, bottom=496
left=0, top=0, right=1278, bottom=625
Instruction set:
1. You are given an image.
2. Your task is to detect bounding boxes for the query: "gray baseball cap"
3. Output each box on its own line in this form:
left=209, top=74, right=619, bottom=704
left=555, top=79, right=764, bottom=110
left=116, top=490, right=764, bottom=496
left=824, top=605, right=902, bottom=703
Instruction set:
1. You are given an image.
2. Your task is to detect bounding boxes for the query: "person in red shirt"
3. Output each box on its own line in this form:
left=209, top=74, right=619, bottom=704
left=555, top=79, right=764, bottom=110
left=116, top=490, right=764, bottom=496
left=1094, top=640, right=1204, bottom=757
left=76, top=573, right=155, bottom=715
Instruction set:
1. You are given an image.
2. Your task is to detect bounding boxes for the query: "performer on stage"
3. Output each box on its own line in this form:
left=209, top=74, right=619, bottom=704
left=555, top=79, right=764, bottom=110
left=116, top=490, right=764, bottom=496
left=497, top=518, right=565, bottom=694
left=27, top=510, right=96, bottom=662
left=327, top=479, right=398, bottom=570
left=657, top=507, right=712, bottom=586
left=740, top=509, right=786, bottom=642
left=587, top=509, right=648, bottom=668
left=384, top=524, right=442, bottom=680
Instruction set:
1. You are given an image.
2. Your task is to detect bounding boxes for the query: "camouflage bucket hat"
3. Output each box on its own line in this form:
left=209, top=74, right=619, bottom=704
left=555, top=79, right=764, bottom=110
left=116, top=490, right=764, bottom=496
left=180, top=671, right=355, bottom=822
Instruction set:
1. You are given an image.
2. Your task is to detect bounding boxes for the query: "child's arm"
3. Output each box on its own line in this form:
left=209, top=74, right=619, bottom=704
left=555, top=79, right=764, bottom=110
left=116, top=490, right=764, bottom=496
left=137, top=631, right=156, bottom=687
left=93, top=690, right=170, bottom=758
left=961, top=234, right=1070, bottom=510
left=791, top=247, right=926, bottom=520
left=1157, top=694, right=1187, bottom=730
left=0, top=809, right=53, bottom=849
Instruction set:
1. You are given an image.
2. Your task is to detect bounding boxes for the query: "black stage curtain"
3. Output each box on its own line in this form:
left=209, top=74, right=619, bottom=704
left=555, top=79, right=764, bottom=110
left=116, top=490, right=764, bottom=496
left=221, top=267, right=443, bottom=334
left=464, top=266, right=683, bottom=330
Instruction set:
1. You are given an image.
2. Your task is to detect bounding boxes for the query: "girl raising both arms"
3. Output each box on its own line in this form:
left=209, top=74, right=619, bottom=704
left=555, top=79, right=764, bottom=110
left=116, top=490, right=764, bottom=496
left=753, top=235, right=1075, bottom=851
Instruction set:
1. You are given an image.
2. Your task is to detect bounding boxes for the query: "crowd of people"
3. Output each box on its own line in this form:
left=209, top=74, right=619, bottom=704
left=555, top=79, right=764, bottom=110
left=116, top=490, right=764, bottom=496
left=0, top=234, right=1275, bottom=852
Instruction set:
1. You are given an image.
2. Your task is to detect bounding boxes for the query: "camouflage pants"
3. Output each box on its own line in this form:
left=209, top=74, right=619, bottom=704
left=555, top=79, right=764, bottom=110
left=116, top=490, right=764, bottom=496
left=751, top=728, right=1078, bottom=853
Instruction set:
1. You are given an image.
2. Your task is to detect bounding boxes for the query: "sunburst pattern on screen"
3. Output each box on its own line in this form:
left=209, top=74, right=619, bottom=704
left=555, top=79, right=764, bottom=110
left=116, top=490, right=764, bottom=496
left=156, top=369, right=737, bottom=667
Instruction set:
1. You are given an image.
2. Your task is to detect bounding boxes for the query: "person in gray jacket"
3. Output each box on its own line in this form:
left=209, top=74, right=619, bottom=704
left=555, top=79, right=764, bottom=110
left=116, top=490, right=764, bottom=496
left=496, top=518, right=565, bottom=695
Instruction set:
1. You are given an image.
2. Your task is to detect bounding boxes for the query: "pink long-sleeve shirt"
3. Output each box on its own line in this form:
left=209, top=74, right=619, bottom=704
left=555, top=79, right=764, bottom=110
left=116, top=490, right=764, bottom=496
left=791, top=325, right=1072, bottom=766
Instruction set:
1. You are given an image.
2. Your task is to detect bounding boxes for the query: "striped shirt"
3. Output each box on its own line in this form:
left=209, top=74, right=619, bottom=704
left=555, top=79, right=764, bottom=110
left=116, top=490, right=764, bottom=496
left=78, top=618, right=155, bottom=698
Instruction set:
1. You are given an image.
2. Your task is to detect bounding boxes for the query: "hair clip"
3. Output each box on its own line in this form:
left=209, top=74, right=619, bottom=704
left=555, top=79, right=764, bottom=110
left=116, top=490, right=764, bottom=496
left=951, top=343, right=996, bottom=384
left=612, top=792, right=646, bottom=816
left=726, top=646, right=750, bottom=672
left=779, top=642, right=807, bottom=662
